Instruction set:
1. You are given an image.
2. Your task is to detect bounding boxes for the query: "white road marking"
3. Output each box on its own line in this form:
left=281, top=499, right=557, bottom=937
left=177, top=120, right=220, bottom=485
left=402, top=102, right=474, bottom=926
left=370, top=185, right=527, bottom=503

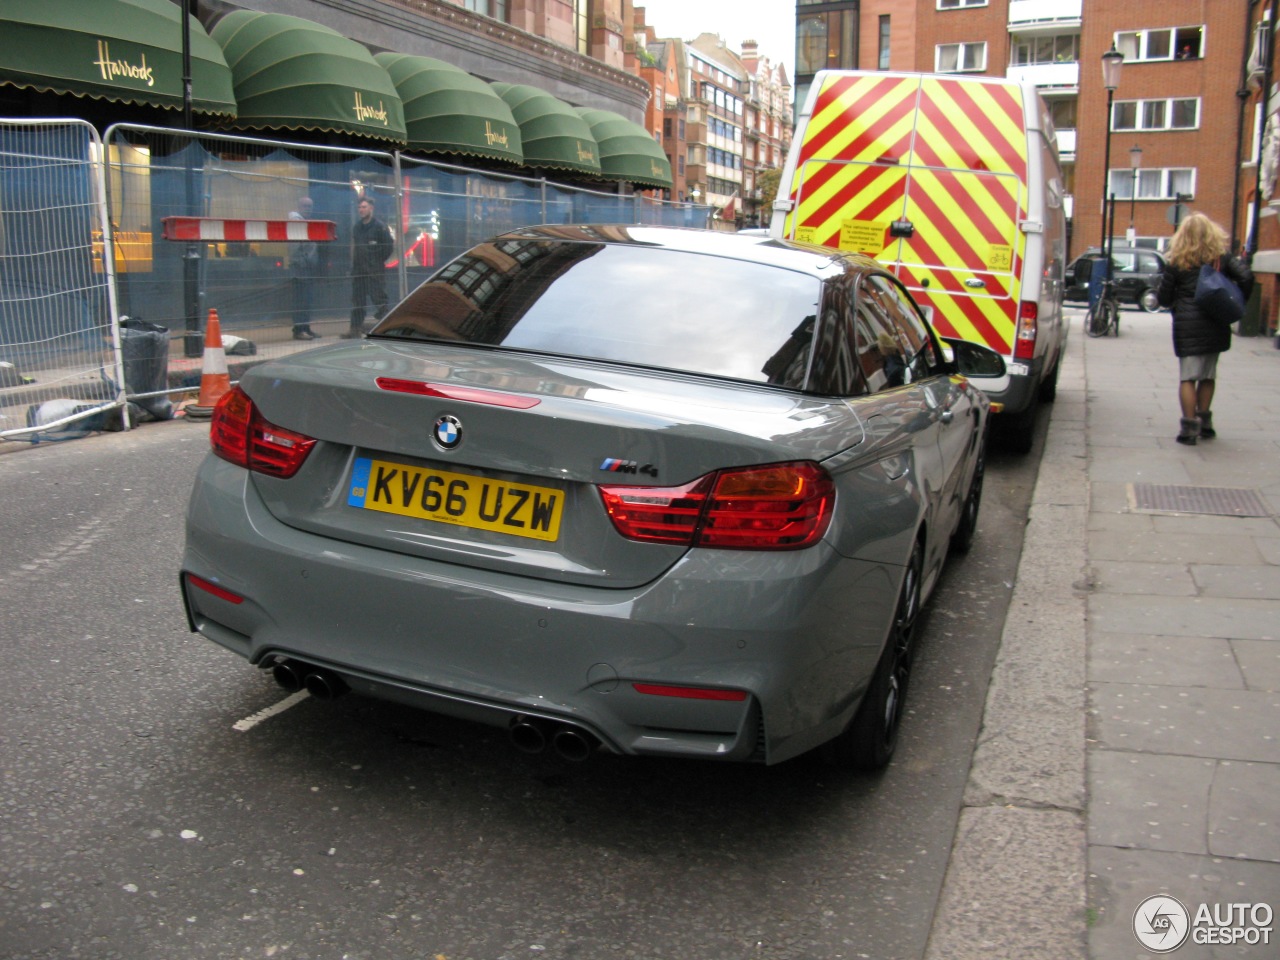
left=233, top=690, right=310, bottom=731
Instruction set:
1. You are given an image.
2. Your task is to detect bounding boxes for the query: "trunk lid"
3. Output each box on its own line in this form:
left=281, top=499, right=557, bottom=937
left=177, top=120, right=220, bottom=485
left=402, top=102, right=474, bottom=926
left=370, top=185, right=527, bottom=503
left=240, top=340, right=864, bottom=588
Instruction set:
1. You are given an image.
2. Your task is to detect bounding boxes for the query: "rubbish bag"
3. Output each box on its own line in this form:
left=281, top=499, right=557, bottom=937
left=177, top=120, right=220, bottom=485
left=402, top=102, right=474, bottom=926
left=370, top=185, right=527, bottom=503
left=25, top=398, right=111, bottom=442
left=118, top=317, right=174, bottom=420
left=24, top=398, right=145, bottom=443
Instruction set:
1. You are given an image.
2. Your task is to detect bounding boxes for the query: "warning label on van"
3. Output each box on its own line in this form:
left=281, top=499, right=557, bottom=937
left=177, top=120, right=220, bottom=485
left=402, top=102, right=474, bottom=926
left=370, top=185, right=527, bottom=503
left=987, top=244, right=1013, bottom=272
left=840, top=221, right=888, bottom=255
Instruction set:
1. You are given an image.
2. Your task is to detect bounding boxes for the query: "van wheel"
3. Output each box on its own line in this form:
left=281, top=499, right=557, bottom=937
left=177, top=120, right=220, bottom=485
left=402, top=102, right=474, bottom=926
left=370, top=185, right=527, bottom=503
left=1039, top=360, right=1060, bottom=403
left=1140, top=288, right=1161, bottom=313
left=1001, top=401, right=1037, bottom=454
left=821, top=540, right=922, bottom=770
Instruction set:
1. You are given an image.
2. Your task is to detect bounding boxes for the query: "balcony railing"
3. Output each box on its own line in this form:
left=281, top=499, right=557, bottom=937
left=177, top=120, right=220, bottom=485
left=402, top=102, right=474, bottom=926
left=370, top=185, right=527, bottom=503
left=1056, top=128, right=1076, bottom=160
left=1006, top=61, right=1079, bottom=91
left=1009, top=0, right=1083, bottom=29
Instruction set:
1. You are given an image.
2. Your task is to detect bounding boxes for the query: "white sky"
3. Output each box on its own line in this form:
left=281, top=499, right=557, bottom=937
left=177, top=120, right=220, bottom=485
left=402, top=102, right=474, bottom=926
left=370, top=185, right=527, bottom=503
left=633, top=1, right=796, bottom=76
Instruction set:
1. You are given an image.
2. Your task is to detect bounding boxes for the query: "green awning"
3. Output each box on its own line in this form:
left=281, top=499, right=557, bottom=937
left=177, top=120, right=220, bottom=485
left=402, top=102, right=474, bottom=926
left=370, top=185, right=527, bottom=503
left=490, top=82, right=601, bottom=177
left=211, top=11, right=405, bottom=144
left=0, top=0, right=235, bottom=116
left=376, top=53, right=521, bottom=165
left=576, top=108, right=672, bottom=189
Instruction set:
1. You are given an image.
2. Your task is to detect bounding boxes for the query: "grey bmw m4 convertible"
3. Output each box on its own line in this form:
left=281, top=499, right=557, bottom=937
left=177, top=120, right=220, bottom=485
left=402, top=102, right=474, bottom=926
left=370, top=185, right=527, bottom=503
left=181, top=225, right=1003, bottom=768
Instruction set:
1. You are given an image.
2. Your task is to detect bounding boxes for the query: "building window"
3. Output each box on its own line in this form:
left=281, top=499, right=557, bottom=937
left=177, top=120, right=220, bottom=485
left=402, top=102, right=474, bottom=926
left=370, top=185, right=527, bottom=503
left=936, top=42, right=986, bottom=73
left=797, top=3, right=858, bottom=76
left=1112, top=98, right=1200, bottom=132
left=938, top=0, right=987, bottom=7
left=463, top=0, right=507, bottom=20
left=1011, top=34, right=1079, bottom=66
left=1116, top=27, right=1203, bottom=62
left=574, top=0, right=588, bottom=55
left=1107, top=167, right=1195, bottom=200
left=1049, top=99, right=1077, bottom=131
left=878, top=16, right=891, bottom=70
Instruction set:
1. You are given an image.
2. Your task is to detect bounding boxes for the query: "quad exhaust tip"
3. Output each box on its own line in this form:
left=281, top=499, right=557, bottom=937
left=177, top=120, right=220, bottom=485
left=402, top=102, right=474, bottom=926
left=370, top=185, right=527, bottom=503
left=509, top=714, right=598, bottom=761
left=270, top=658, right=347, bottom=700
left=269, top=663, right=591, bottom=757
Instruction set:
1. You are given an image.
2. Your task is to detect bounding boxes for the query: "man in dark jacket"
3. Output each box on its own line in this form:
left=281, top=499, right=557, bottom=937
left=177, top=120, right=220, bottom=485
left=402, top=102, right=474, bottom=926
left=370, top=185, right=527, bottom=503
left=345, top=196, right=394, bottom=338
left=1156, top=213, right=1253, bottom=444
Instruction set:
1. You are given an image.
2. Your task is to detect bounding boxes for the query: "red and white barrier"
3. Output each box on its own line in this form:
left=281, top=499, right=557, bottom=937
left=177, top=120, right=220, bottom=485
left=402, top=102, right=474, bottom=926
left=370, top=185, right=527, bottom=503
left=161, top=217, right=337, bottom=243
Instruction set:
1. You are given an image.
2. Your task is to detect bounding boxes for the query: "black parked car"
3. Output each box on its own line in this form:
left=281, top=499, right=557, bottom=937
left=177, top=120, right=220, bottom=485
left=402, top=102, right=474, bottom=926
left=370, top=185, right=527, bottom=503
left=1066, top=246, right=1166, bottom=312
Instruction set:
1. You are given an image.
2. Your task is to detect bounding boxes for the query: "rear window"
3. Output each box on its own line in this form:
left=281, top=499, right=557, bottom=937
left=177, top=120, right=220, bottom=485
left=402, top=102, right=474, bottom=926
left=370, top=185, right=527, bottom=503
left=371, top=239, right=823, bottom=387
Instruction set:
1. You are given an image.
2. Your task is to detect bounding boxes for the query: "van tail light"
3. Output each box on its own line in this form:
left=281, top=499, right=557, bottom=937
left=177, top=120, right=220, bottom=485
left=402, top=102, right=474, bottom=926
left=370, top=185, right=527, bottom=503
left=210, top=385, right=317, bottom=479
left=1014, top=301, right=1038, bottom=360
left=599, top=461, right=835, bottom=550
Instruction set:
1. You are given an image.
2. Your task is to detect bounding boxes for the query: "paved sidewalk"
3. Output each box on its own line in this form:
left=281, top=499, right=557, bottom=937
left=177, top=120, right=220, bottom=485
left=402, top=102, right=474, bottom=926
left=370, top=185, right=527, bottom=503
left=928, top=308, right=1280, bottom=959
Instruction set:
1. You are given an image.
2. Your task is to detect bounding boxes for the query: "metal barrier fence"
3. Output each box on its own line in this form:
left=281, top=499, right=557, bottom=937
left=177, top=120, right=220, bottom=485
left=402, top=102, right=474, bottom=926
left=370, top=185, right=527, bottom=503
left=0, top=121, right=711, bottom=444
left=0, top=118, right=126, bottom=442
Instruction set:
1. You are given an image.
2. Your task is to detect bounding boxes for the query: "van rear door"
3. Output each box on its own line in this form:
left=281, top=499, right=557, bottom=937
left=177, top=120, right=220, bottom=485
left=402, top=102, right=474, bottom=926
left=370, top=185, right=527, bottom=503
left=780, top=72, right=1029, bottom=359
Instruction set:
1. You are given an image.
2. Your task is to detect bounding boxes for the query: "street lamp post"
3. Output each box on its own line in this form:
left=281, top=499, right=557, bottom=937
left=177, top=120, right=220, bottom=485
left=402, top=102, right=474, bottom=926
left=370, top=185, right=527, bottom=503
left=1100, top=44, right=1124, bottom=297
left=1127, top=144, right=1143, bottom=245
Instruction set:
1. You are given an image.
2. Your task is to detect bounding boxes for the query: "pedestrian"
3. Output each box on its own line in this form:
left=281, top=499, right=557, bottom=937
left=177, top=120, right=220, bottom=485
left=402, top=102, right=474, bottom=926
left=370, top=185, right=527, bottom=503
left=345, top=196, right=394, bottom=338
left=288, top=196, right=319, bottom=340
left=1155, top=213, right=1253, bottom=445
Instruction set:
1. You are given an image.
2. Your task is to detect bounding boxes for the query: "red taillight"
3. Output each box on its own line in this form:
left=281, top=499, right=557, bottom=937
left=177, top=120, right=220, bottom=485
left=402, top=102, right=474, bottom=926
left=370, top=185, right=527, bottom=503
left=599, top=461, right=834, bottom=550
left=1014, top=301, right=1038, bottom=360
left=210, top=385, right=317, bottom=479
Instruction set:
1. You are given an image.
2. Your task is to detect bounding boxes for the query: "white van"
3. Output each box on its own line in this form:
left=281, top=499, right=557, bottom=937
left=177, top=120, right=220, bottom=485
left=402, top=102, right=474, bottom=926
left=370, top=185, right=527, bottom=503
left=771, top=69, right=1068, bottom=451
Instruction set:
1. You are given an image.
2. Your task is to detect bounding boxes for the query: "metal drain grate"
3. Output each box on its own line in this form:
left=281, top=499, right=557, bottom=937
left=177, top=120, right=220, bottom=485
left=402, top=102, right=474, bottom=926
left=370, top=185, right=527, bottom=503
left=1129, top=483, right=1272, bottom=517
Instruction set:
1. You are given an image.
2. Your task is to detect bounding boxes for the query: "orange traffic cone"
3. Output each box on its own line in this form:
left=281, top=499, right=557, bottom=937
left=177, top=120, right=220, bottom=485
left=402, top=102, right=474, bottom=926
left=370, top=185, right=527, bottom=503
left=184, top=308, right=230, bottom=421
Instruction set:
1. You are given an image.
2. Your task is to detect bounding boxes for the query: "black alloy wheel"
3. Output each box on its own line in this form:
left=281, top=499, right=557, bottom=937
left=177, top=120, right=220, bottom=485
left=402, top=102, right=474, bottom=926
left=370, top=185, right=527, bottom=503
left=950, top=438, right=986, bottom=555
left=822, top=539, right=923, bottom=770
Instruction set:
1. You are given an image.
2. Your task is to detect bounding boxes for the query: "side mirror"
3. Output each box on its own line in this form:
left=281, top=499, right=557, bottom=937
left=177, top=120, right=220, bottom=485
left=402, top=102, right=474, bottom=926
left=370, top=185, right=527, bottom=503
left=941, top=337, right=1006, bottom=378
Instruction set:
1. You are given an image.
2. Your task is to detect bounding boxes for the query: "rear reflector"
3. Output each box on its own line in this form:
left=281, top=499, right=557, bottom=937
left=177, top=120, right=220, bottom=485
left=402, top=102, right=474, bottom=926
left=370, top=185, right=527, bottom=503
left=376, top=377, right=541, bottom=409
left=600, top=460, right=834, bottom=550
left=633, top=683, right=748, bottom=702
left=187, top=573, right=244, bottom=605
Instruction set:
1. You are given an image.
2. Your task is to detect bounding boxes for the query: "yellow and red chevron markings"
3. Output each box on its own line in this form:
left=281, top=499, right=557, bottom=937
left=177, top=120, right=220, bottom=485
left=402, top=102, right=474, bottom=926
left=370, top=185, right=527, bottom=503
left=785, top=74, right=1030, bottom=354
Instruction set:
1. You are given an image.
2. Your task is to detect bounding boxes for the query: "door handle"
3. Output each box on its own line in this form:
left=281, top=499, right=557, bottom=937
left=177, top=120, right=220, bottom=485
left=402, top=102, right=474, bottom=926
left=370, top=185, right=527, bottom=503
left=940, top=410, right=954, bottom=424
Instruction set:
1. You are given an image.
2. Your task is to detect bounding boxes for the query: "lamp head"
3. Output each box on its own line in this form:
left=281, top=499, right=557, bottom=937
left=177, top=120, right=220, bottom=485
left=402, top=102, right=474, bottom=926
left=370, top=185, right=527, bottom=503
left=1102, top=44, right=1124, bottom=91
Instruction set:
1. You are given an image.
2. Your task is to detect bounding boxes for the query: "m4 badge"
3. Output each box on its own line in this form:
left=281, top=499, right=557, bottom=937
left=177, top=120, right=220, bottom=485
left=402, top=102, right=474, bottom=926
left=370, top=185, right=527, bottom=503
left=599, top=458, right=658, bottom=477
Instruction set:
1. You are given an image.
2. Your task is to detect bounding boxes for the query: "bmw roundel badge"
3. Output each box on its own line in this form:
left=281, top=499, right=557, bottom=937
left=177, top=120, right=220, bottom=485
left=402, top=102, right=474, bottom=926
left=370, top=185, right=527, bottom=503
left=434, top=415, right=462, bottom=449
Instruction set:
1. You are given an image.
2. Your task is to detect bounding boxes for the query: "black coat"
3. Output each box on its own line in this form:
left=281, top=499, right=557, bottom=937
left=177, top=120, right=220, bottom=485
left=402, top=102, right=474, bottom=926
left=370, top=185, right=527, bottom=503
left=352, top=215, right=393, bottom=276
left=1156, top=255, right=1253, bottom=357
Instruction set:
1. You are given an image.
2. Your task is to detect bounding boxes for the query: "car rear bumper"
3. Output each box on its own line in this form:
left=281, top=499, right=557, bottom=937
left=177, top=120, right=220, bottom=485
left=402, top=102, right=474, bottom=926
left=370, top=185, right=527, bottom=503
left=182, top=457, right=897, bottom=765
left=971, top=357, right=1041, bottom=416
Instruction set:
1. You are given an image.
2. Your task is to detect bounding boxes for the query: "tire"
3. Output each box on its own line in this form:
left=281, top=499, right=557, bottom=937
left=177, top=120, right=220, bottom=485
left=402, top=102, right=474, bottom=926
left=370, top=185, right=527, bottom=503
left=1108, top=299, right=1120, bottom=336
left=1001, top=399, right=1037, bottom=454
left=1139, top=287, right=1161, bottom=313
left=1039, top=358, right=1060, bottom=403
left=1085, top=300, right=1109, bottom=338
left=821, top=540, right=923, bottom=770
left=950, top=436, right=986, bottom=555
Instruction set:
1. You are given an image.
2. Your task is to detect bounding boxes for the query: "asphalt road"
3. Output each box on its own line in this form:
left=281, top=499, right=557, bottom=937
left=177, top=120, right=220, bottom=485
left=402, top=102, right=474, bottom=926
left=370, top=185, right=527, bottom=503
left=0, top=412, right=1043, bottom=960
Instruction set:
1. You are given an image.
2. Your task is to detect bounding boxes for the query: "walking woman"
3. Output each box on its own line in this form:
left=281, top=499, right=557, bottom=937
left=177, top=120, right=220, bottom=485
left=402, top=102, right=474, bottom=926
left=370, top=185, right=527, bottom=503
left=1156, top=213, right=1253, bottom=445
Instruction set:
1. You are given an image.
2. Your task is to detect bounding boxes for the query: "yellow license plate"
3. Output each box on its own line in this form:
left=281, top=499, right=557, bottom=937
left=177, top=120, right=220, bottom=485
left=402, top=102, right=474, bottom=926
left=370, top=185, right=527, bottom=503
left=348, top=457, right=563, bottom=541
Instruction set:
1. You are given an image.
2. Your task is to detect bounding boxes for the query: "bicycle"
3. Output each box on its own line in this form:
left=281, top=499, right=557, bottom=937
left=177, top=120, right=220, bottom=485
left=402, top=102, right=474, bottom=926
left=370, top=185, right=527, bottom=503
left=1085, top=275, right=1121, bottom=338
